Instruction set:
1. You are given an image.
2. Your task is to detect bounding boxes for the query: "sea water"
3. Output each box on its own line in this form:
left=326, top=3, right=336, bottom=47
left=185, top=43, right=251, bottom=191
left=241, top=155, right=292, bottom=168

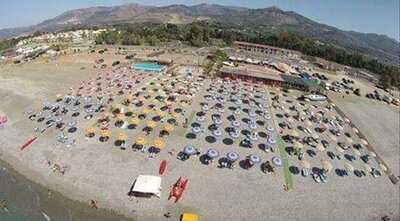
left=0, top=161, right=133, bottom=221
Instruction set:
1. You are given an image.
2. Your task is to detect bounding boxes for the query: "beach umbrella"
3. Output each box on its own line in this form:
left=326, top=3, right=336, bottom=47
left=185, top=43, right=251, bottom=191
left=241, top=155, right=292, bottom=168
left=157, top=110, right=166, bottom=117
left=249, top=154, right=261, bottom=164
left=305, top=120, right=313, bottom=127
left=344, top=162, right=354, bottom=172
left=142, top=108, right=151, bottom=114
left=369, top=151, right=377, bottom=158
left=266, top=126, right=274, bottom=132
left=268, top=137, right=276, bottom=145
left=361, top=139, right=369, bottom=146
left=353, top=148, right=361, bottom=156
left=118, top=132, right=128, bottom=141
left=322, top=159, right=333, bottom=173
left=135, top=137, right=145, bottom=145
left=312, top=133, right=319, bottom=140
left=335, top=145, right=345, bottom=153
left=128, top=117, right=139, bottom=125
left=345, top=137, right=353, bottom=144
left=289, top=130, right=299, bottom=137
left=100, top=129, right=111, bottom=138
left=363, top=164, right=372, bottom=173
left=153, top=139, right=165, bottom=150
left=272, top=156, right=282, bottom=167
left=316, top=143, right=325, bottom=152
left=115, top=113, right=125, bottom=121
left=379, top=163, right=387, bottom=172
left=183, top=145, right=196, bottom=155
left=206, top=148, right=219, bottom=159
left=146, top=120, right=157, bottom=128
left=329, top=134, right=337, bottom=142
left=85, top=127, right=95, bottom=136
left=163, top=124, right=174, bottom=132
left=294, top=142, right=304, bottom=150
left=352, top=127, right=359, bottom=134
left=227, top=152, right=239, bottom=162
left=301, top=160, right=311, bottom=169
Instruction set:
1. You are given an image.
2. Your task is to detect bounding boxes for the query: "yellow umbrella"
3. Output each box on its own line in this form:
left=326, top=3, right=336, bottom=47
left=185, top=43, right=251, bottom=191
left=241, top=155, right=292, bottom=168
left=163, top=124, right=175, bottom=132
left=344, top=162, right=354, bottom=172
left=128, top=117, right=139, bottom=125
left=118, top=132, right=128, bottom=141
left=153, top=138, right=165, bottom=149
left=171, top=112, right=179, bottom=118
left=157, top=110, right=166, bottom=117
left=301, top=160, right=311, bottom=169
left=85, top=127, right=95, bottom=136
left=142, top=108, right=151, bottom=114
left=135, top=137, right=145, bottom=145
left=146, top=120, right=157, bottom=128
left=322, top=159, right=333, bottom=173
left=363, top=164, right=372, bottom=173
left=100, top=129, right=111, bottom=137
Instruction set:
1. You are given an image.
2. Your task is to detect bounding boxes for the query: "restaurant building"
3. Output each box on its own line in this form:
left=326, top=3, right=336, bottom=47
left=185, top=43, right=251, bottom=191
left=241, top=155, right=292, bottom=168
left=233, top=41, right=297, bottom=58
left=218, top=66, right=320, bottom=92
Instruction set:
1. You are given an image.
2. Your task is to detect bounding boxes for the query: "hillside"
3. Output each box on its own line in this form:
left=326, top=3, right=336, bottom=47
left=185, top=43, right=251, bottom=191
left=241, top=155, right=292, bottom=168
left=0, top=3, right=398, bottom=65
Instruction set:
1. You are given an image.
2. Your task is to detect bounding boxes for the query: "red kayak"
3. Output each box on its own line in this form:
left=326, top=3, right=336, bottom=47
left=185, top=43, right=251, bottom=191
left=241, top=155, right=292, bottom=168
left=159, top=160, right=167, bottom=175
left=21, top=137, right=37, bottom=150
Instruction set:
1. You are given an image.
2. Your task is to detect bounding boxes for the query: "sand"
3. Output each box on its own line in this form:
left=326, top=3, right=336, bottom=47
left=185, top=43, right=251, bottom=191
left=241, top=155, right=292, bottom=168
left=0, top=49, right=399, bottom=221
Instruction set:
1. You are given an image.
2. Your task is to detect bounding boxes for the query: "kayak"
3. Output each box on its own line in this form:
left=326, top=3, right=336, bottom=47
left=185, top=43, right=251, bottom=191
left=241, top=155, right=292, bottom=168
left=159, top=160, right=167, bottom=175
left=21, top=137, right=37, bottom=150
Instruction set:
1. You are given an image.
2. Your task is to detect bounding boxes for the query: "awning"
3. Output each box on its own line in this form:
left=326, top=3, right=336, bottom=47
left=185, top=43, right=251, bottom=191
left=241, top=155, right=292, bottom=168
left=132, top=175, right=162, bottom=197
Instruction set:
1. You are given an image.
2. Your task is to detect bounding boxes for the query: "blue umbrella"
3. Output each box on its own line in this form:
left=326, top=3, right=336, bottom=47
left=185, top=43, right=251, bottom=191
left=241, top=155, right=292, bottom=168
left=267, top=126, right=274, bottom=131
left=184, top=145, right=196, bottom=155
left=272, top=156, right=282, bottom=166
left=207, top=148, right=219, bottom=159
left=249, top=154, right=261, bottom=164
left=227, top=152, right=239, bottom=161
left=68, top=120, right=77, bottom=128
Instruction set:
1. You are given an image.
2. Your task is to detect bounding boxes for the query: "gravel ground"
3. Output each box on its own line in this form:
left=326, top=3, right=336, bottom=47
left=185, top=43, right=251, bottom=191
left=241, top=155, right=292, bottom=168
left=0, top=52, right=398, bottom=221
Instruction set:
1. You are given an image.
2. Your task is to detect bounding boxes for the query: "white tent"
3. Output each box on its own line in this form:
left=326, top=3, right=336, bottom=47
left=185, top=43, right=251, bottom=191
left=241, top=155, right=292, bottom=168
left=132, top=175, right=162, bottom=197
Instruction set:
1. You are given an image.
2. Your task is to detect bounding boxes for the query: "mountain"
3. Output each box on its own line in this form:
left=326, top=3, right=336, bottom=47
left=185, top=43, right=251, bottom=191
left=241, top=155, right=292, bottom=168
left=1, top=3, right=398, bottom=64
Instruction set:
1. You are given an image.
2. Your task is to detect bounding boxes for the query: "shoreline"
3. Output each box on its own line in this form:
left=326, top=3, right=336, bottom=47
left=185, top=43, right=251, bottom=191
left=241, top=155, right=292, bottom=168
left=0, top=152, right=134, bottom=221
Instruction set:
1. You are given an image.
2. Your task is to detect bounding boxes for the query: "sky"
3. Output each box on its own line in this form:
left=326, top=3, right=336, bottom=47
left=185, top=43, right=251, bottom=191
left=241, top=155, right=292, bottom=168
left=0, top=0, right=398, bottom=40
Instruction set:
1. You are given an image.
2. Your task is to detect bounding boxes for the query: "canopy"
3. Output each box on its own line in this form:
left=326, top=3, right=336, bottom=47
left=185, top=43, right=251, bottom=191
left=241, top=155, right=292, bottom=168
left=249, top=154, right=261, bottom=164
left=132, top=175, right=162, bottom=197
